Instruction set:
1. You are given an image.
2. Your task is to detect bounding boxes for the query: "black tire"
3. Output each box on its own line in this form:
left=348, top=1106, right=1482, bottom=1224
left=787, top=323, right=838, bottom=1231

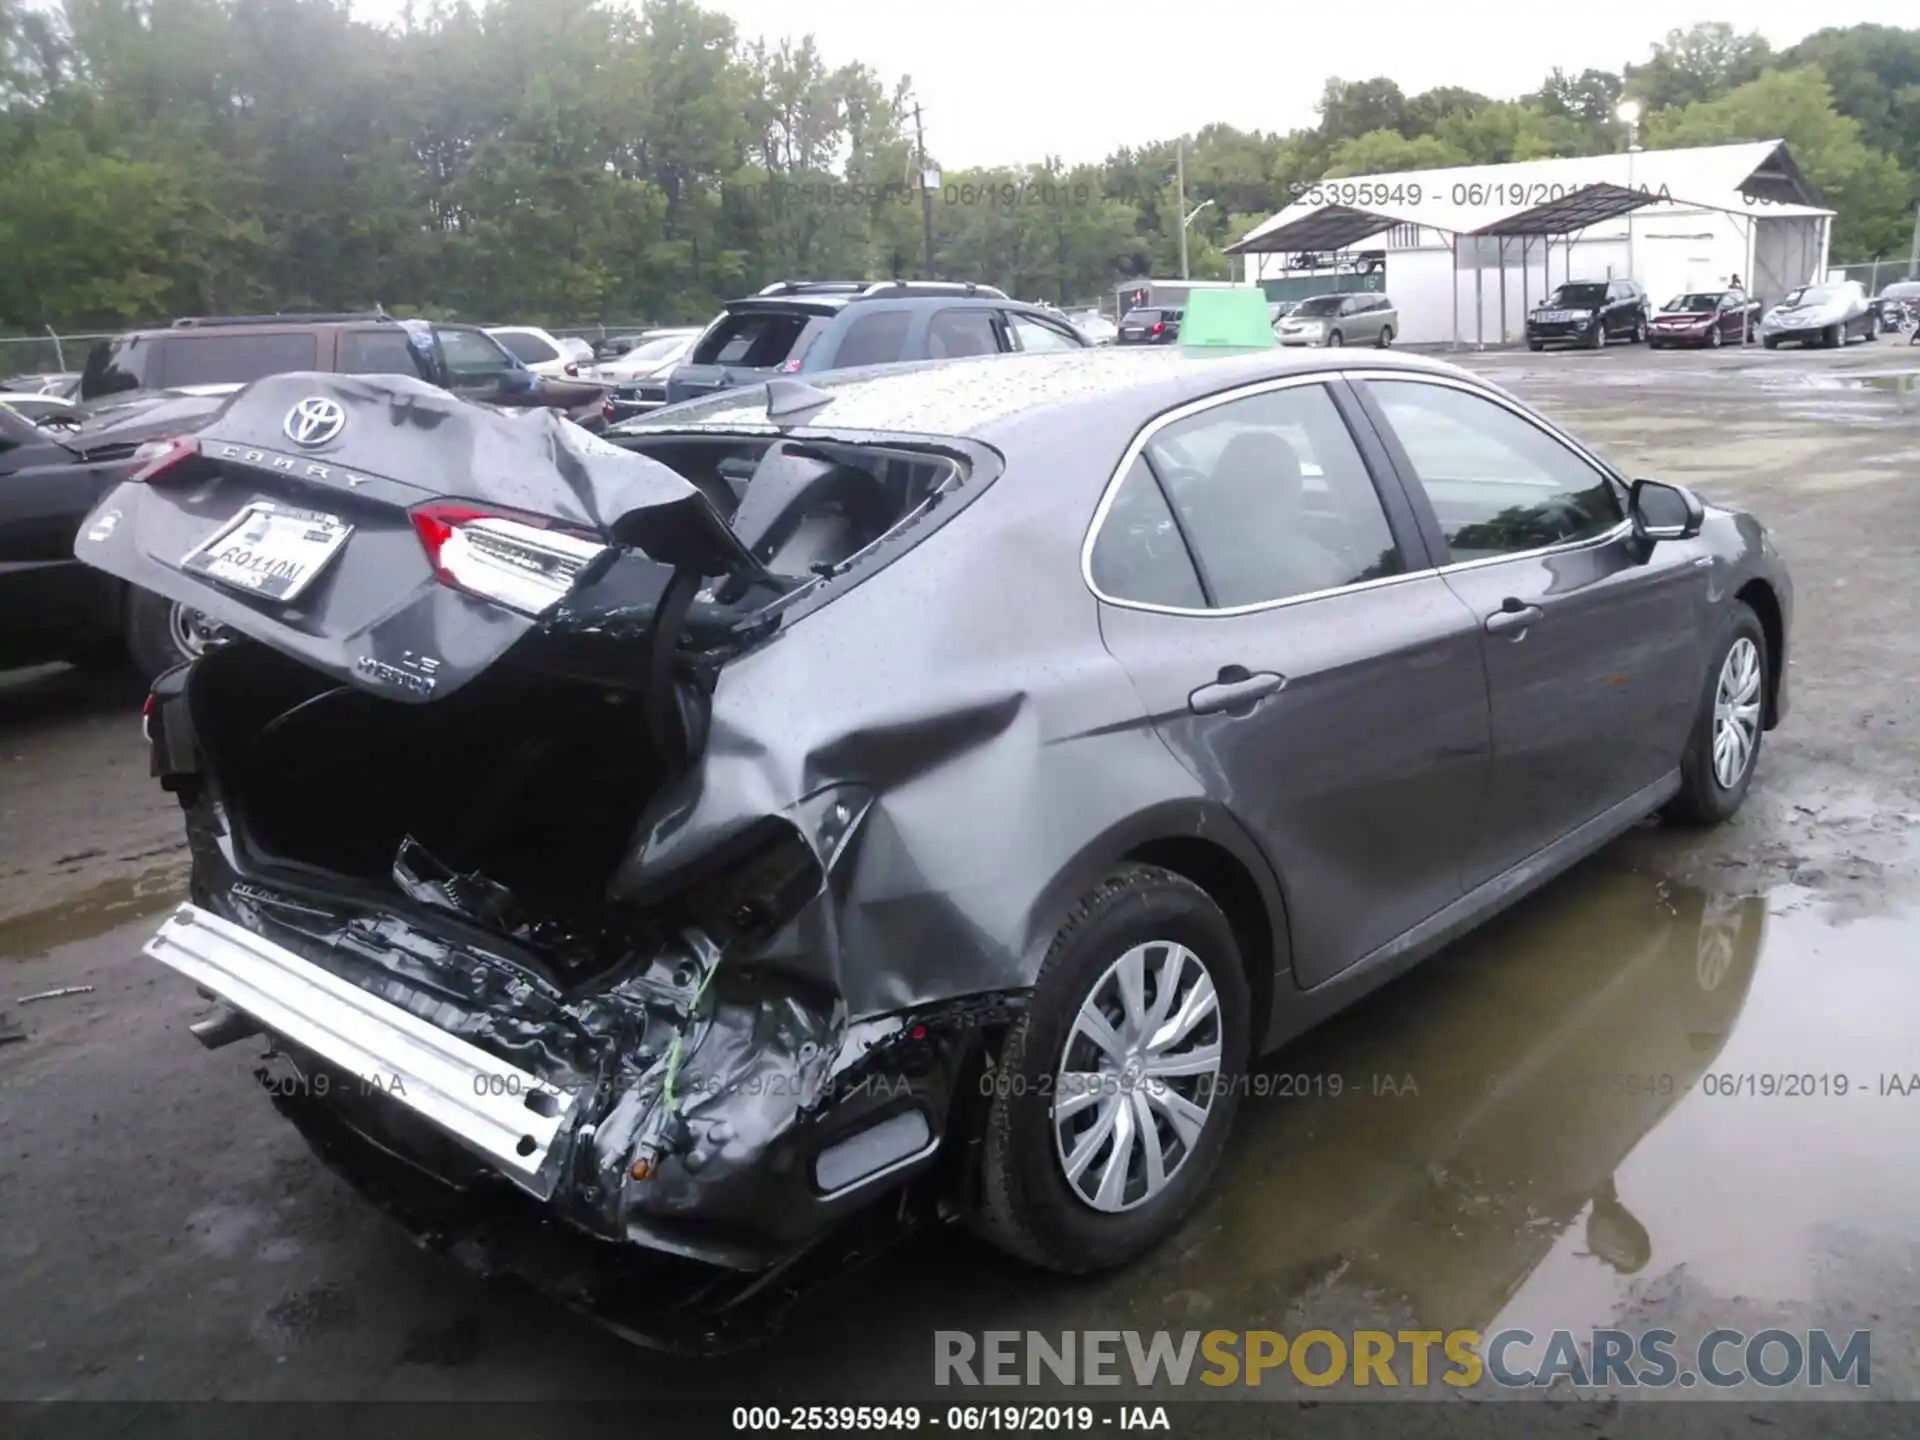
left=1824, top=323, right=1841, bottom=349
left=1375, top=325, right=1393, bottom=349
left=970, top=865, right=1251, bottom=1273
left=1326, top=330, right=1343, bottom=348
left=1664, top=602, right=1768, bottom=827
left=125, top=588, right=218, bottom=683
left=1527, top=340, right=1544, bottom=352
left=1649, top=339, right=1665, bottom=350
left=1709, top=325, right=1722, bottom=348
left=1586, top=321, right=1605, bottom=349
left=1867, top=315, right=1879, bottom=341
left=1762, top=335, right=1779, bottom=350
left=1632, top=316, right=1647, bottom=343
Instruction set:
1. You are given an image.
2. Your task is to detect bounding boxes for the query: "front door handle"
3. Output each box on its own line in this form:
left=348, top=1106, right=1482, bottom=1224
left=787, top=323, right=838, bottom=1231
left=1189, top=668, right=1287, bottom=716
left=1484, top=602, right=1544, bottom=636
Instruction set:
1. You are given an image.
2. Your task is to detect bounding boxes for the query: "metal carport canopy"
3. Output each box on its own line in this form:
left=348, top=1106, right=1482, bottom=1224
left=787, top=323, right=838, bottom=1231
left=1458, top=182, right=1671, bottom=351
left=1225, top=204, right=1404, bottom=255
left=1468, top=181, right=1665, bottom=237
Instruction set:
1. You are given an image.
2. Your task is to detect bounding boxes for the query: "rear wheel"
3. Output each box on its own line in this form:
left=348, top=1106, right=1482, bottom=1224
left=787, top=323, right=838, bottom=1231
left=1376, top=325, right=1393, bottom=349
left=1665, top=603, right=1767, bottom=827
left=126, top=589, right=226, bottom=683
left=1762, top=335, right=1779, bottom=350
left=969, top=865, right=1249, bottom=1273
left=1867, top=314, right=1880, bottom=341
left=1326, top=330, right=1344, bottom=348
left=1527, top=339, right=1544, bottom=352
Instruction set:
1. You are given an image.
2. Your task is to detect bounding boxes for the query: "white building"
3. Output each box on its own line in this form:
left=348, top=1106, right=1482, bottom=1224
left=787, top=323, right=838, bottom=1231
left=1229, top=140, right=1833, bottom=346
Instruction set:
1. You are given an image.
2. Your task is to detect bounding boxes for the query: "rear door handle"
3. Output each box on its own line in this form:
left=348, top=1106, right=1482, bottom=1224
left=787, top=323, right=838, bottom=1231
left=1484, top=603, right=1544, bottom=636
left=1189, top=669, right=1287, bottom=716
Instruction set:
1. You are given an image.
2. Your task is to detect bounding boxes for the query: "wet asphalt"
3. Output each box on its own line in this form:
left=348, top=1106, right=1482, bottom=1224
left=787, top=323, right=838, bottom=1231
left=4, top=337, right=1920, bottom=1428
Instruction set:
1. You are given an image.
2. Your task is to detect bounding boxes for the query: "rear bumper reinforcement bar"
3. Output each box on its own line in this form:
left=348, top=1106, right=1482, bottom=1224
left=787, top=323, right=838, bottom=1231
left=145, top=903, right=578, bottom=1195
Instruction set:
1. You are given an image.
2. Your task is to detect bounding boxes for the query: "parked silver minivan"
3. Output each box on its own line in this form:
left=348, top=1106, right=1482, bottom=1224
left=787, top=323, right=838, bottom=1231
left=1276, top=291, right=1397, bottom=348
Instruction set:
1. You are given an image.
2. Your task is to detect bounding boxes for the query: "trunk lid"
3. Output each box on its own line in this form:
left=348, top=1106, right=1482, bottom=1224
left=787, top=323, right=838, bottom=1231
left=74, top=372, right=763, bottom=702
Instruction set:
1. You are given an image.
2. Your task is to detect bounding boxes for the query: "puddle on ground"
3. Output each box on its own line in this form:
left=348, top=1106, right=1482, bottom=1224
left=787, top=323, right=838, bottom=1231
left=1102, top=863, right=1920, bottom=1375
left=1858, top=372, right=1920, bottom=394
left=0, top=862, right=187, bottom=960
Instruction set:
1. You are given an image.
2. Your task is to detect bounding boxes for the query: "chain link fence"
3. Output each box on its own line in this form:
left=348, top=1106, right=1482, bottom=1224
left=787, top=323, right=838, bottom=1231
left=1827, top=259, right=1920, bottom=294
left=0, top=330, right=116, bottom=381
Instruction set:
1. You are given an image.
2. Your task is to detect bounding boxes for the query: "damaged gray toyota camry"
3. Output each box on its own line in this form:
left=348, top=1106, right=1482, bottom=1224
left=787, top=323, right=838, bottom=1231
left=74, top=347, right=1791, bottom=1349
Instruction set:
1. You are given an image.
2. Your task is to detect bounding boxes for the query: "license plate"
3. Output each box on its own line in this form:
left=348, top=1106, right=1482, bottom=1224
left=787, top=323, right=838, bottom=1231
left=181, top=501, right=353, bottom=603
left=1122, top=328, right=1143, bottom=337
left=1538, top=310, right=1568, bottom=323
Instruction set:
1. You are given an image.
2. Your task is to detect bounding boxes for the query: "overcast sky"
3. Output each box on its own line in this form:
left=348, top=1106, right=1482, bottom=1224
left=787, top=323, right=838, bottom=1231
left=354, top=1, right=1916, bottom=168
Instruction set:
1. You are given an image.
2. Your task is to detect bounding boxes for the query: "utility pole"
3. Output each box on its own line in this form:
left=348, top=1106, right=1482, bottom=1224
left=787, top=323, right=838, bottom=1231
left=1909, top=199, right=1919, bottom=280
left=1176, top=137, right=1190, bottom=281
left=913, top=103, right=936, bottom=281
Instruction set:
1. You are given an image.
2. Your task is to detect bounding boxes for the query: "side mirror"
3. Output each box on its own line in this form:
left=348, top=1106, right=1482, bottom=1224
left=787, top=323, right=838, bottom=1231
left=1629, top=478, right=1705, bottom=543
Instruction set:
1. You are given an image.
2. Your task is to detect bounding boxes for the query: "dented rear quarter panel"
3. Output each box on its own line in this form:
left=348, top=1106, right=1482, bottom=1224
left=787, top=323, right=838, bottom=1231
left=618, top=382, right=1294, bottom=1028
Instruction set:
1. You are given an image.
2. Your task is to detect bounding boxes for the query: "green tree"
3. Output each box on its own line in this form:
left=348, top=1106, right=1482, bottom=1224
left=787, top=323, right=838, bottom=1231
left=1624, top=23, right=1772, bottom=112
left=1321, top=129, right=1468, bottom=178
left=1783, top=24, right=1920, bottom=175
left=1643, top=65, right=1912, bottom=259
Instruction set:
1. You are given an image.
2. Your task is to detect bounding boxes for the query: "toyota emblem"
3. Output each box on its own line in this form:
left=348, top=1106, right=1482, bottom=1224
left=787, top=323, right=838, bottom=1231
left=283, top=396, right=346, bottom=448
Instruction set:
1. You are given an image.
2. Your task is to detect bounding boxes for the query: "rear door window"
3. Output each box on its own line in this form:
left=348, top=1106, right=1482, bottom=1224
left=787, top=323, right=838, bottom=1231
left=340, top=328, right=435, bottom=379
left=830, top=309, right=915, bottom=368
left=926, top=309, right=1002, bottom=358
left=493, top=331, right=560, bottom=365
left=1143, top=384, right=1406, bottom=608
left=1008, top=313, right=1084, bottom=351
left=692, top=309, right=815, bottom=368
left=155, top=333, right=319, bottom=389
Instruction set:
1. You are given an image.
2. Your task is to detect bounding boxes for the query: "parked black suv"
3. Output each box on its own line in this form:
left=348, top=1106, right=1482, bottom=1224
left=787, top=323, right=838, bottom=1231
left=79, top=313, right=606, bottom=419
left=1526, top=280, right=1650, bottom=350
left=661, top=281, right=1089, bottom=405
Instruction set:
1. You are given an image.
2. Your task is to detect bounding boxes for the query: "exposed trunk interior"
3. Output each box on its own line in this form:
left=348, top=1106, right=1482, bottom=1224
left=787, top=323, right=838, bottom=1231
left=191, top=639, right=672, bottom=956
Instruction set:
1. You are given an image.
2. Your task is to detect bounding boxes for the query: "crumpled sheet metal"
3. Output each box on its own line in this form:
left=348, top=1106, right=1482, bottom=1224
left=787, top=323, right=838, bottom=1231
left=610, top=467, right=1220, bottom=1023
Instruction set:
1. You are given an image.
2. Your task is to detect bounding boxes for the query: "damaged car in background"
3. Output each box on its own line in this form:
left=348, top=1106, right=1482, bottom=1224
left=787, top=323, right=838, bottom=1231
left=75, top=350, right=1791, bottom=1348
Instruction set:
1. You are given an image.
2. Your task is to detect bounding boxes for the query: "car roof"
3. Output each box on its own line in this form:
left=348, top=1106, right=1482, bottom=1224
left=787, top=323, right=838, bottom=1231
left=723, top=293, right=1048, bottom=317
left=628, top=345, right=1473, bottom=443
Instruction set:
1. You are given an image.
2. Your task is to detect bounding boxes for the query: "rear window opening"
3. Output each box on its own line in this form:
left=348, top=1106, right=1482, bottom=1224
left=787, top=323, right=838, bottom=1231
left=80, top=337, right=151, bottom=400
left=625, top=434, right=967, bottom=585
left=691, top=310, right=822, bottom=368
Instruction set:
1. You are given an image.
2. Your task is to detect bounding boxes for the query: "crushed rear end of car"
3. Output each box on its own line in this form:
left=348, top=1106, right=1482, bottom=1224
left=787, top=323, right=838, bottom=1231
left=76, top=371, right=1024, bottom=1348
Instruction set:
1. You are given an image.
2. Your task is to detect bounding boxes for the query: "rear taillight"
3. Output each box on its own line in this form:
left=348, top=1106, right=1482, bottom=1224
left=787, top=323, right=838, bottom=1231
left=780, top=358, right=804, bottom=373
left=410, top=501, right=608, bottom=617
left=128, top=437, right=198, bottom=482
left=140, top=693, right=156, bottom=744
left=601, top=397, right=616, bottom=420
left=1151, top=321, right=1165, bottom=336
